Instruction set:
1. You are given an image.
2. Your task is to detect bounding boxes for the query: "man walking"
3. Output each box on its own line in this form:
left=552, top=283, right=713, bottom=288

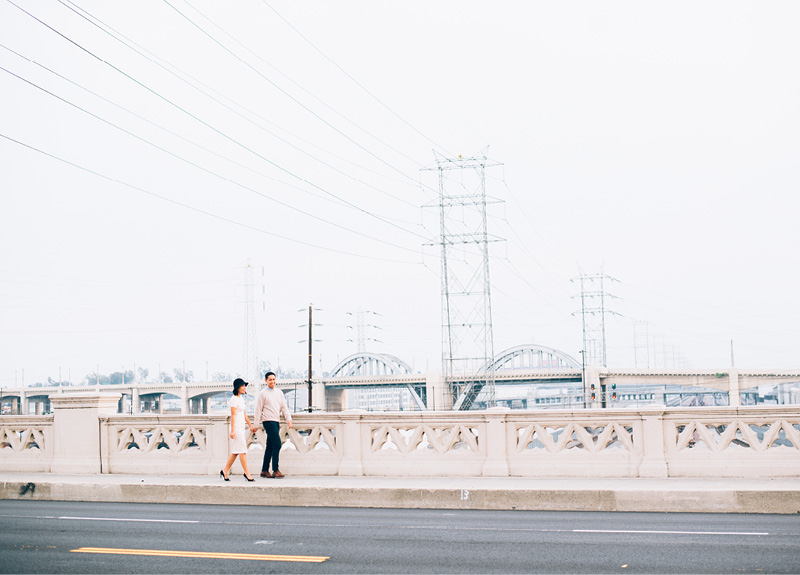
left=255, top=371, right=293, bottom=478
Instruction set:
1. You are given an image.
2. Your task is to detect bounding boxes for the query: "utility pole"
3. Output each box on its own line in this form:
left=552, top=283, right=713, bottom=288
left=307, top=306, right=312, bottom=411
left=298, top=305, right=322, bottom=412
left=422, top=149, right=504, bottom=410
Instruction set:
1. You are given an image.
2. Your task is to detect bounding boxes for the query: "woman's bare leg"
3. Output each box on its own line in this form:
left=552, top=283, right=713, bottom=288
left=239, top=454, right=253, bottom=479
left=221, top=454, right=237, bottom=478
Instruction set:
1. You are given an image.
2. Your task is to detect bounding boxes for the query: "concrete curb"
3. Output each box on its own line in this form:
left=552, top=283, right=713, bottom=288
left=3, top=477, right=800, bottom=514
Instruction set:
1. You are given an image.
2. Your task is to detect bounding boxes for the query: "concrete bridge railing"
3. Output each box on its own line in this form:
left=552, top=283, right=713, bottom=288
left=1, top=394, right=799, bottom=478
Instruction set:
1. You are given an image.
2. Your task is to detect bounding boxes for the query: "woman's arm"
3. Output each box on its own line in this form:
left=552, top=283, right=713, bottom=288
left=230, top=405, right=237, bottom=438
left=244, top=412, right=257, bottom=433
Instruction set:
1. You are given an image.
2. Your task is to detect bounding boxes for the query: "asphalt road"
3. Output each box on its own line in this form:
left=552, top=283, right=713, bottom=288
left=1, top=500, right=798, bottom=574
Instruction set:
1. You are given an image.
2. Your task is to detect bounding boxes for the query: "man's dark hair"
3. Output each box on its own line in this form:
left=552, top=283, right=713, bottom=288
left=265, top=371, right=276, bottom=379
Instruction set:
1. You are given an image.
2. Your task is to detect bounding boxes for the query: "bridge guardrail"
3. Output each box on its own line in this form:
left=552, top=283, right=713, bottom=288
left=2, top=396, right=799, bottom=478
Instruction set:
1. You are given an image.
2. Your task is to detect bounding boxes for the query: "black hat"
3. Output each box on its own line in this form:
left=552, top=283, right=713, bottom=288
left=233, top=378, right=248, bottom=392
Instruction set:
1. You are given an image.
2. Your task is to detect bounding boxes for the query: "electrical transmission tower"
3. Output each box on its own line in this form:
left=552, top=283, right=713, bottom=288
left=346, top=308, right=381, bottom=353
left=572, top=271, right=619, bottom=367
left=423, top=150, right=504, bottom=410
left=238, top=261, right=265, bottom=386
left=632, top=320, right=651, bottom=369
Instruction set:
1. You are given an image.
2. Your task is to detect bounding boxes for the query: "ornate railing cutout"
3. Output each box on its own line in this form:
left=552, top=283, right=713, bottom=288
left=516, top=423, right=634, bottom=453
left=371, top=425, right=479, bottom=455
left=0, top=427, right=45, bottom=452
left=675, top=420, right=800, bottom=452
left=117, top=426, right=206, bottom=453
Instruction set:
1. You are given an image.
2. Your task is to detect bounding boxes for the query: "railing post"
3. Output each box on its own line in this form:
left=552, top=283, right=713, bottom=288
left=312, top=379, right=328, bottom=411
left=338, top=411, right=365, bottom=476
left=638, top=408, right=668, bottom=478
left=728, top=369, right=741, bottom=407
left=49, top=393, right=120, bottom=474
left=425, top=371, right=448, bottom=411
left=482, top=407, right=510, bottom=477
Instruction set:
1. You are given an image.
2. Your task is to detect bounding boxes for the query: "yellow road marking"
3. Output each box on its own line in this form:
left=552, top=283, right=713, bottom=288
left=70, top=547, right=328, bottom=563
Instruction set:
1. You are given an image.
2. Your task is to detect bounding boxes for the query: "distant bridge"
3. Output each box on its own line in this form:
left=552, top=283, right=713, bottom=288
left=2, top=344, right=799, bottom=414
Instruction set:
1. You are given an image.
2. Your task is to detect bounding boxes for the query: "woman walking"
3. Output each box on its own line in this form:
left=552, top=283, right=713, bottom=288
left=220, top=378, right=258, bottom=481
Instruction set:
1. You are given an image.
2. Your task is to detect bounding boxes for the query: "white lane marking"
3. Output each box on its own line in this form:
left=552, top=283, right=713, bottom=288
left=573, top=529, right=769, bottom=536
left=58, top=516, right=199, bottom=524
left=0, top=514, right=770, bottom=536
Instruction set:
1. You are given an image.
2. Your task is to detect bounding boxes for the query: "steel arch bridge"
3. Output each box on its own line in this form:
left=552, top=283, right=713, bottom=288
left=328, top=352, right=425, bottom=410
left=490, top=344, right=581, bottom=371
left=328, top=345, right=580, bottom=411
left=329, top=353, right=414, bottom=377
left=453, top=344, right=581, bottom=410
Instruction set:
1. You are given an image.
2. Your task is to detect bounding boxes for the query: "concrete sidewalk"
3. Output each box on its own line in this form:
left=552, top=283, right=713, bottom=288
left=1, top=472, right=799, bottom=514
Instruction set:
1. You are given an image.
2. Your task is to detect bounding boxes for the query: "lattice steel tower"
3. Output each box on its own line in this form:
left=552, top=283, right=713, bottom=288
left=572, top=272, right=618, bottom=367
left=424, top=151, right=503, bottom=410
left=238, top=262, right=264, bottom=385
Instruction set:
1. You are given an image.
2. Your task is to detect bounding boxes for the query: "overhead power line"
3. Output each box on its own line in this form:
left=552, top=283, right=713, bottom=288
left=5, top=0, right=428, bottom=241
left=162, top=0, right=432, bottom=198
left=0, top=131, right=420, bottom=264
left=0, top=61, right=425, bottom=253
left=181, top=0, right=433, bottom=181
left=261, top=0, right=453, bottom=177
left=58, top=0, right=426, bottom=212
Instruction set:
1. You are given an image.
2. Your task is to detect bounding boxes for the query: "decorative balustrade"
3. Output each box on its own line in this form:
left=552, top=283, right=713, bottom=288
left=663, top=408, right=800, bottom=476
left=1, top=395, right=798, bottom=478
left=0, top=416, right=53, bottom=472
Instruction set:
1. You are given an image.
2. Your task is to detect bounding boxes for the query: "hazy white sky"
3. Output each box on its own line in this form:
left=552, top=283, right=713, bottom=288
left=1, top=1, right=798, bottom=387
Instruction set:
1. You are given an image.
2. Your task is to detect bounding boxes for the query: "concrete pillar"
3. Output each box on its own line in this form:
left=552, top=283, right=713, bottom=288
left=312, top=379, right=326, bottom=411
left=157, top=395, right=163, bottom=414
left=728, top=369, right=740, bottom=407
left=425, top=371, right=448, bottom=411
left=20, top=391, right=27, bottom=415
left=481, top=407, right=510, bottom=476
left=338, top=410, right=365, bottom=476
left=49, top=393, right=120, bottom=474
left=638, top=408, right=668, bottom=478
left=181, top=386, right=189, bottom=414
left=585, top=366, right=603, bottom=408
left=325, top=389, right=347, bottom=411
left=132, top=388, right=140, bottom=414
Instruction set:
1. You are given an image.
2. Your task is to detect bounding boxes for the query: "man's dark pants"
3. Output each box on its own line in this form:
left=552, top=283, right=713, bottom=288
left=261, top=421, right=281, bottom=473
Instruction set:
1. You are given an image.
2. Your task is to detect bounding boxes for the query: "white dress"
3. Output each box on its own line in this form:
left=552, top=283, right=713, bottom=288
left=228, top=395, right=247, bottom=454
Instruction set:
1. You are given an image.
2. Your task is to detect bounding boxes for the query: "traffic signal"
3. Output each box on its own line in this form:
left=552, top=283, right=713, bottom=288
left=611, top=383, right=616, bottom=401
left=590, top=382, right=596, bottom=401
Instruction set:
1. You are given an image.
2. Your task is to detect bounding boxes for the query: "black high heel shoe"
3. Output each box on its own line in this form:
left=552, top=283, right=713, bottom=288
left=244, top=474, right=255, bottom=482
left=220, top=470, right=229, bottom=481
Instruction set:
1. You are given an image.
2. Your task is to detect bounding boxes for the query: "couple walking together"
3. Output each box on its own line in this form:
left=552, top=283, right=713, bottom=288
left=220, top=371, right=293, bottom=481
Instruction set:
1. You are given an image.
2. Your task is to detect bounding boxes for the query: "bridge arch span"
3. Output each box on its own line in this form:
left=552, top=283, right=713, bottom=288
left=456, top=345, right=581, bottom=410
left=490, top=344, right=581, bottom=371
left=328, top=353, right=424, bottom=410
left=329, top=353, right=413, bottom=378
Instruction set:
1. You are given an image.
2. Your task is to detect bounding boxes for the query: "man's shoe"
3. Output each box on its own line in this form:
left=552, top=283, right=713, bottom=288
left=259, top=471, right=271, bottom=478
left=272, top=470, right=285, bottom=478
